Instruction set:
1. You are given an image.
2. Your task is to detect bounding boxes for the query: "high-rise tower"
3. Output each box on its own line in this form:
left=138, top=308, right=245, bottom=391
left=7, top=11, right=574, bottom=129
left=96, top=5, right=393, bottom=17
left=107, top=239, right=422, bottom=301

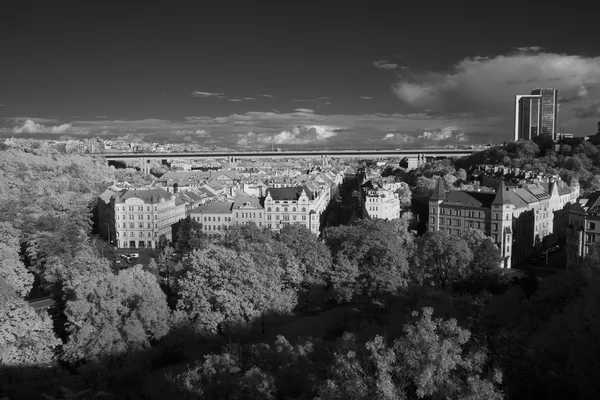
left=514, top=88, right=558, bottom=141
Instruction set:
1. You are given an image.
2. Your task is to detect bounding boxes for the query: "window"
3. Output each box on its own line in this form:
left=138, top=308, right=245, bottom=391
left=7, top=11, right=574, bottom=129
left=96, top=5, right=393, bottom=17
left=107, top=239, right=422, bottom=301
left=302, top=207, right=306, bottom=212
left=430, top=217, right=435, bottom=224
left=493, top=223, right=498, bottom=231
left=147, top=223, right=151, bottom=229
left=236, top=213, right=239, bottom=218
left=129, top=223, right=134, bottom=228
left=589, top=222, right=596, bottom=230
left=447, top=218, right=451, bottom=225
left=267, top=207, right=271, bottom=212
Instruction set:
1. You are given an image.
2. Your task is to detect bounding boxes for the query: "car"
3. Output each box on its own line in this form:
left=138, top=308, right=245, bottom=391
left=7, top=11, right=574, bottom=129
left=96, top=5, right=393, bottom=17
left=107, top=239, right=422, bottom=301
left=129, top=253, right=140, bottom=259
left=120, top=254, right=129, bottom=259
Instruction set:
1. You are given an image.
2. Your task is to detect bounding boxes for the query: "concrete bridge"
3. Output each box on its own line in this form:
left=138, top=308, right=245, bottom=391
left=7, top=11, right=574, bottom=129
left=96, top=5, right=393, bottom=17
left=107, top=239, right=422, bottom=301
left=98, top=148, right=476, bottom=173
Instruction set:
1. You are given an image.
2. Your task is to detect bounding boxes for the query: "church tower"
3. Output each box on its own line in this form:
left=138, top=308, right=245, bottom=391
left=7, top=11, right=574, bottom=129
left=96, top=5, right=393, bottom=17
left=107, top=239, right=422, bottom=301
left=491, top=181, right=514, bottom=268
left=428, top=178, right=445, bottom=232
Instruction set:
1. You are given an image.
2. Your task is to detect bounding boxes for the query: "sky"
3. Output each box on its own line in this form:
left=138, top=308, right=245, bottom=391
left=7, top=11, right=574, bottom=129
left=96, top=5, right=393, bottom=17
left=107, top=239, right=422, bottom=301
left=1, top=2, right=600, bottom=149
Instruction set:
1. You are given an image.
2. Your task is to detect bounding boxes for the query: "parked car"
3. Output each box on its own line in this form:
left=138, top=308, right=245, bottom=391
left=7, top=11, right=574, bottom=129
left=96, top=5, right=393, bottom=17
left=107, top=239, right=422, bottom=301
left=120, top=254, right=129, bottom=259
left=129, top=253, right=140, bottom=259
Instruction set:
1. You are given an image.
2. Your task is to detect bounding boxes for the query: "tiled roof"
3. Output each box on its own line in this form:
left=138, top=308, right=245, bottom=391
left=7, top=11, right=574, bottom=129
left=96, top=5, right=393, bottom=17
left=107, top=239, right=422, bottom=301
left=492, top=181, right=511, bottom=206
left=114, top=188, right=173, bottom=204
left=232, top=196, right=263, bottom=209
left=443, top=191, right=495, bottom=208
left=190, top=201, right=234, bottom=214
left=266, top=185, right=315, bottom=200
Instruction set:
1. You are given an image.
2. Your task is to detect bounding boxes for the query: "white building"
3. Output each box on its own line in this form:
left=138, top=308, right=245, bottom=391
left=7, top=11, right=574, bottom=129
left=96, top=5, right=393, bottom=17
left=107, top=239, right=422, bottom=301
left=98, top=188, right=186, bottom=249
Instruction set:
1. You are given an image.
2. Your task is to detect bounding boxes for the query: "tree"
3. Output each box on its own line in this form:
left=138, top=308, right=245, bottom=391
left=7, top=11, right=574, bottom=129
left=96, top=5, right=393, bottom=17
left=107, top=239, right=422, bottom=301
left=415, top=231, right=473, bottom=289
left=324, top=219, right=413, bottom=305
left=62, top=266, right=169, bottom=362
left=277, top=224, right=332, bottom=305
left=174, top=215, right=205, bottom=254
left=398, top=307, right=503, bottom=399
left=176, top=246, right=297, bottom=334
left=469, top=239, right=502, bottom=278
left=394, top=182, right=412, bottom=208
left=0, top=298, right=61, bottom=366
left=460, top=228, right=488, bottom=254
left=0, top=222, right=34, bottom=298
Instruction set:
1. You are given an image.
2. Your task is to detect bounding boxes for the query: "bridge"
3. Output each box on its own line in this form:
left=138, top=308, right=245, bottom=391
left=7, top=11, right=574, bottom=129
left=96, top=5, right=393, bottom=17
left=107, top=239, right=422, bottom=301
left=97, top=148, right=477, bottom=172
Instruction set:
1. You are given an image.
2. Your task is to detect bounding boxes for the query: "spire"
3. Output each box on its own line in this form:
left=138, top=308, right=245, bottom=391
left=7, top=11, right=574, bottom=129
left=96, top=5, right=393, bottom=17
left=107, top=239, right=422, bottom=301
left=430, top=177, right=445, bottom=201
left=492, top=181, right=511, bottom=206
left=569, top=176, right=579, bottom=188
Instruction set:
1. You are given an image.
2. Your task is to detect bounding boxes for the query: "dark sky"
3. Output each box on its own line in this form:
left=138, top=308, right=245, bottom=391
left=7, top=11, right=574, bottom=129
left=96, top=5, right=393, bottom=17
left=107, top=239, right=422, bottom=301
left=2, top=2, right=599, bottom=148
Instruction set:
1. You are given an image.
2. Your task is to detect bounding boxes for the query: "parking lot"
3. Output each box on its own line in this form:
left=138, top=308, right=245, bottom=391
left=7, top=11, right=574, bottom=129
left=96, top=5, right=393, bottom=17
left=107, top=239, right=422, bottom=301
left=111, top=248, right=160, bottom=271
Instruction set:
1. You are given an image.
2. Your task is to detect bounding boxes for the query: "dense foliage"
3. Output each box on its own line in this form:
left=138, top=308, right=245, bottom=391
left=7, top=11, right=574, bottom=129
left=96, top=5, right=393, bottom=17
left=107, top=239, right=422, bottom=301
left=2, top=140, right=600, bottom=399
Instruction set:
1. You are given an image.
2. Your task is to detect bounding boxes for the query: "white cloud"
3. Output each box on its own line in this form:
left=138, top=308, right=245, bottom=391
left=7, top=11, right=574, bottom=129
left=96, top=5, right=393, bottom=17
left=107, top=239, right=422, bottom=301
left=419, top=127, right=468, bottom=142
left=294, top=108, right=314, bottom=113
left=262, top=94, right=275, bottom=98
left=236, top=125, right=342, bottom=147
left=228, top=99, right=243, bottom=102
left=383, top=133, right=395, bottom=140
left=360, top=96, right=373, bottom=100
left=516, top=46, right=544, bottom=52
left=391, top=50, right=600, bottom=137
left=373, top=60, right=399, bottom=70
left=12, top=119, right=73, bottom=134
left=189, top=91, right=223, bottom=97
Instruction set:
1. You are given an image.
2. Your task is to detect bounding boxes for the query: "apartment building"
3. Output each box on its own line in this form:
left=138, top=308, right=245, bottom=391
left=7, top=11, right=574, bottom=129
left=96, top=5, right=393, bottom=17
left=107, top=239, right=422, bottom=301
left=231, top=196, right=264, bottom=228
left=428, top=176, right=578, bottom=268
left=98, top=187, right=186, bottom=249
left=189, top=201, right=234, bottom=240
left=263, top=185, right=326, bottom=234
left=362, top=180, right=400, bottom=220
left=566, top=191, right=600, bottom=267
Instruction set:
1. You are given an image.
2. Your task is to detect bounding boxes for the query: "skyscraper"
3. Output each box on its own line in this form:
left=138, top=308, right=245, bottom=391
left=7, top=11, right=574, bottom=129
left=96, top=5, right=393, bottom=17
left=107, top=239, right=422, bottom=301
left=514, top=88, right=558, bottom=141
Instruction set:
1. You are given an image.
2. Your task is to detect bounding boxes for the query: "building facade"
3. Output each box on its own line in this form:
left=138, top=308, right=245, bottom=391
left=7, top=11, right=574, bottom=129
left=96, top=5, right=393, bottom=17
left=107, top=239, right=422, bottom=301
left=429, top=176, right=578, bottom=268
left=263, top=186, right=325, bottom=235
left=362, top=184, right=400, bottom=220
left=98, top=188, right=186, bottom=249
left=189, top=201, right=234, bottom=240
left=566, top=191, right=600, bottom=268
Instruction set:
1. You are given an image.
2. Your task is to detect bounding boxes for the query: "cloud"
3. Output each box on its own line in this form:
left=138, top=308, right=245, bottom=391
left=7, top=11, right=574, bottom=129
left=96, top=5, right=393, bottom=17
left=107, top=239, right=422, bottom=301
left=12, top=119, right=73, bottom=134
left=381, top=133, right=415, bottom=144
left=236, top=125, right=343, bottom=147
left=573, top=102, right=600, bottom=118
left=391, top=50, right=600, bottom=138
left=0, top=109, right=500, bottom=147
left=242, top=97, right=256, bottom=100
left=262, top=94, right=275, bottom=98
left=360, top=96, right=373, bottom=100
left=373, top=60, right=399, bottom=70
left=419, top=127, right=468, bottom=142
left=228, top=99, right=243, bottom=102
left=516, top=46, right=545, bottom=52
left=189, top=91, right=223, bottom=97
